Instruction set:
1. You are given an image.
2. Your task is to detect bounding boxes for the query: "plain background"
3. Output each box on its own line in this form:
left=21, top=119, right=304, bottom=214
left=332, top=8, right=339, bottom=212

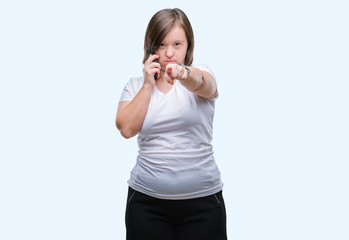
left=1, top=0, right=348, bottom=239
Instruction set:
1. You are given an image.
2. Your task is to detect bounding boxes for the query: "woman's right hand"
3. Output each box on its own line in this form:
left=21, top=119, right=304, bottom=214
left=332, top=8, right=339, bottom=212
left=143, top=54, right=160, bottom=86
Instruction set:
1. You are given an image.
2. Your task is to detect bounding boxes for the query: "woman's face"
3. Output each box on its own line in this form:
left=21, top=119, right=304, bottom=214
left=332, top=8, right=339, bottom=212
left=156, top=25, right=188, bottom=71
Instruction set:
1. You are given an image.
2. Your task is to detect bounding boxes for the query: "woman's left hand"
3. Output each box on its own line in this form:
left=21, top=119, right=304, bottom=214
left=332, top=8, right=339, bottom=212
left=164, top=63, right=189, bottom=85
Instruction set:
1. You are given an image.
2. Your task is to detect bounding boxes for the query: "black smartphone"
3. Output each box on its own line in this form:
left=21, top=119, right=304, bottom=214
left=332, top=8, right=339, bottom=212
left=152, top=51, right=159, bottom=80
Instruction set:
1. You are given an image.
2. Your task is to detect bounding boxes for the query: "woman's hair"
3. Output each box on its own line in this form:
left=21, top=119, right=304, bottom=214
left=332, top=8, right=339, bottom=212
left=143, top=8, right=194, bottom=66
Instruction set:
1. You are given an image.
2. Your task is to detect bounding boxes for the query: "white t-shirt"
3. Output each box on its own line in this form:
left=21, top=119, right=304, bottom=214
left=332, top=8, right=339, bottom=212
left=119, top=64, right=223, bottom=200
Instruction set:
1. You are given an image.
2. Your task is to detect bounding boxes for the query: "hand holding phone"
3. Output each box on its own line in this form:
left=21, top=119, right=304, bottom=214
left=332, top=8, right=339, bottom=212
left=152, top=51, right=159, bottom=80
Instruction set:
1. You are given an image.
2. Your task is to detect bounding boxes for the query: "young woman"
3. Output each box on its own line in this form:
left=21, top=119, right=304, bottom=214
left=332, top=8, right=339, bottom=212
left=116, top=8, right=227, bottom=240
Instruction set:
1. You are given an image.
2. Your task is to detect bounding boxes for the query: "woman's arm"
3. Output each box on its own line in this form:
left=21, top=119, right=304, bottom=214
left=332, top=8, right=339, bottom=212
left=115, top=55, right=160, bottom=139
left=165, top=64, right=217, bottom=99
left=116, top=84, right=153, bottom=139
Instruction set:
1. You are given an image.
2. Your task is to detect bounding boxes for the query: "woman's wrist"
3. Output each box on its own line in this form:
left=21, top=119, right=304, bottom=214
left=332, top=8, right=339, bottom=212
left=177, top=63, right=191, bottom=77
left=143, top=80, right=155, bottom=90
left=179, top=66, right=202, bottom=91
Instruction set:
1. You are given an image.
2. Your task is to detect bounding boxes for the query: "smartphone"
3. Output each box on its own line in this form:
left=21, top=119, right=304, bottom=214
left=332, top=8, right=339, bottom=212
left=152, top=51, right=159, bottom=80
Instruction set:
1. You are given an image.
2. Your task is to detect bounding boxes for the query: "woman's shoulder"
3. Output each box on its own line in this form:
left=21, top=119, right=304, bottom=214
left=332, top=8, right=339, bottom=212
left=119, top=76, right=144, bottom=102
left=129, top=76, right=144, bottom=84
left=125, top=76, right=144, bottom=89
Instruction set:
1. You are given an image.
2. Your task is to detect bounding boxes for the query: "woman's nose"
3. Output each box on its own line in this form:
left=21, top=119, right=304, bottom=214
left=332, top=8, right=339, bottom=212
left=165, top=47, right=174, bottom=58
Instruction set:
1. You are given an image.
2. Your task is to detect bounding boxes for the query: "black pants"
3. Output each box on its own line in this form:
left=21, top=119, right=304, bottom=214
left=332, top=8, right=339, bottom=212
left=125, top=187, right=227, bottom=240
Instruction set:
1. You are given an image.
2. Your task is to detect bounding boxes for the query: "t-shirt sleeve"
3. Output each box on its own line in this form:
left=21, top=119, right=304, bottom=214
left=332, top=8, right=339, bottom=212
left=192, top=64, right=219, bottom=100
left=119, top=77, right=143, bottom=103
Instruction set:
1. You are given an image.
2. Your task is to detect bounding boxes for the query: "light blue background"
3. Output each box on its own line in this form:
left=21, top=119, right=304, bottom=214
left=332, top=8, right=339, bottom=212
left=1, top=0, right=348, bottom=239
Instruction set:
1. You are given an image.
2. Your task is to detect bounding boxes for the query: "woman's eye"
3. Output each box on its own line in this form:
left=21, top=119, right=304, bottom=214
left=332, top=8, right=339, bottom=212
left=175, top=43, right=181, bottom=47
left=159, top=43, right=165, bottom=47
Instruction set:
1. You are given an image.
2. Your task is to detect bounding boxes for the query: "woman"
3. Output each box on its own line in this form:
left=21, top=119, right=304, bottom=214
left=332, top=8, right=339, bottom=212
left=116, top=8, right=227, bottom=240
